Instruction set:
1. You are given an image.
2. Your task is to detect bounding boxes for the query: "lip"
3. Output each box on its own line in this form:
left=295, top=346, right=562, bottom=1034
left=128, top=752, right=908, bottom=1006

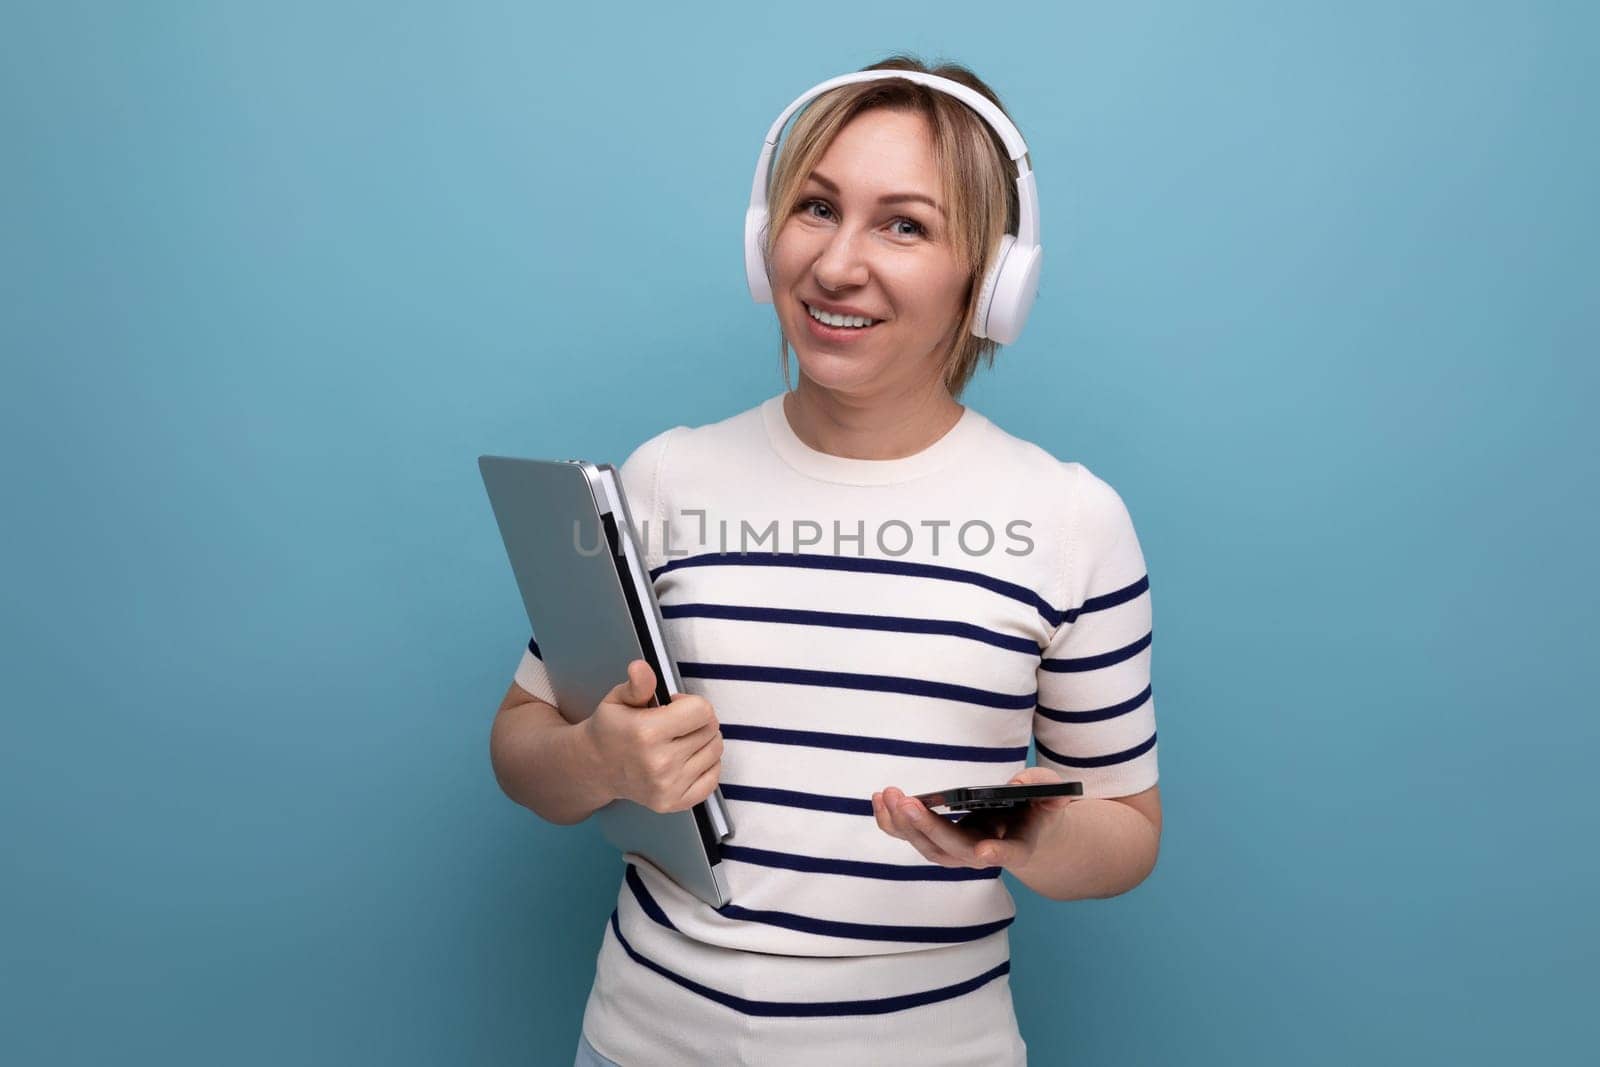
left=801, top=301, right=883, bottom=344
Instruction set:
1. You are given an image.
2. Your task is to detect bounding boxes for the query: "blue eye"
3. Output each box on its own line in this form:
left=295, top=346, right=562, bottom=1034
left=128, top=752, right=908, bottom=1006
left=797, top=199, right=926, bottom=239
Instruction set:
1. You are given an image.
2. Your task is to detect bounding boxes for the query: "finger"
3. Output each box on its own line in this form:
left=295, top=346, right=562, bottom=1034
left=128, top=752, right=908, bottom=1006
left=896, top=818, right=965, bottom=867
left=609, top=660, right=657, bottom=708
left=954, top=808, right=1019, bottom=840
left=660, top=694, right=717, bottom=738
left=881, top=788, right=927, bottom=837
left=673, top=760, right=722, bottom=811
left=890, top=799, right=966, bottom=866
left=973, top=836, right=1027, bottom=868
left=1006, top=767, right=1075, bottom=811
left=629, top=659, right=658, bottom=705
left=678, top=728, right=724, bottom=783
left=884, top=788, right=949, bottom=830
left=669, top=719, right=720, bottom=756
left=895, top=797, right=987, bottom=866
left=872, top=792, right=900, bottom=839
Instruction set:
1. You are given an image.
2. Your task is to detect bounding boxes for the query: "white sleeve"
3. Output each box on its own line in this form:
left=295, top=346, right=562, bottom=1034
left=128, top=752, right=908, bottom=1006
left=511, top=636, right=560, bottom=706
left=1032, top=463, right=1159, bottom=799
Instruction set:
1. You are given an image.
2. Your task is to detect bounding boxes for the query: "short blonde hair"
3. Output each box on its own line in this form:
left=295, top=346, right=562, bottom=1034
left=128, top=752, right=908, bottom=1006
left=762, top=54, right=1024, bottom=400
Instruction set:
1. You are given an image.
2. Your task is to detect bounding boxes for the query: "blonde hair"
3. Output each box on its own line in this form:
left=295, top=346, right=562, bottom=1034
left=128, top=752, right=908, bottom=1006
left=762, top=54, right=1024, bottom=400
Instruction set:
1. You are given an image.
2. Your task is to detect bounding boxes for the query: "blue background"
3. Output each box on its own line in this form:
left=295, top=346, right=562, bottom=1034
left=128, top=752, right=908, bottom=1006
left=4, top=1, right=1595, bottom=1063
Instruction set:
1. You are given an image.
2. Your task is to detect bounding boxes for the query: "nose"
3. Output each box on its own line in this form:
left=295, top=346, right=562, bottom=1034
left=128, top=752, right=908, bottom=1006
left=812, top=226, right=870, bottom=292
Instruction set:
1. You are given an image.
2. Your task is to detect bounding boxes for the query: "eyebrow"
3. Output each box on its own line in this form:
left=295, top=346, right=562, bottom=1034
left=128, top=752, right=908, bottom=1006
left=806, top=171, right=944, bottom=217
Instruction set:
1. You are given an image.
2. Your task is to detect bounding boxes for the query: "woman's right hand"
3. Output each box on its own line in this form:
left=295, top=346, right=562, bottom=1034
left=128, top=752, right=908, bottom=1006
left=582, top=659, right=723, bottom=814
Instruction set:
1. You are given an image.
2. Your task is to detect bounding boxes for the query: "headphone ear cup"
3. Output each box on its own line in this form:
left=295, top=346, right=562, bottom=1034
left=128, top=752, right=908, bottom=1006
left=972, top=234, right=1015, bottom=341
left=978, top=240, right=1042, bottom=346
left=745, top=207, right=773, bottom=304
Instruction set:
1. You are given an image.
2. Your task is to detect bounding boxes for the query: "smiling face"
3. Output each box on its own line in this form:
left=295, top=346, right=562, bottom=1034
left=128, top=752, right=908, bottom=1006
left=770, top=107, right=972, bottom=398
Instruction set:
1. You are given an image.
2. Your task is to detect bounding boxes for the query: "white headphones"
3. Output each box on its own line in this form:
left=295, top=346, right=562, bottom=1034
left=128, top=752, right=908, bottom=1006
left=744, top=69, right=1042, bottom=346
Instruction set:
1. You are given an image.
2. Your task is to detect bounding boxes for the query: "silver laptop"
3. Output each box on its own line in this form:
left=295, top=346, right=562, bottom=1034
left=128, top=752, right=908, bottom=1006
left=479, top=455, right=733, bottom=907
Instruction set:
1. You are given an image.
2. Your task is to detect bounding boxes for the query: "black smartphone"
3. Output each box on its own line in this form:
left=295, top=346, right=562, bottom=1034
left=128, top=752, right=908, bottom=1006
left=913, top=781, right=1083, bottom=812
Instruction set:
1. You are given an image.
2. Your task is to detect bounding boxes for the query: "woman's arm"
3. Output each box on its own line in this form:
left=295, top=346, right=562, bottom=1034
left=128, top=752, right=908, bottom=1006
left=874, top=774, right=1162, bottom=902
left=489, top=683, right=617, bottom=826
left=490, top=661, right=724, bottom=826
left=1006, top=784, right=1162, bottom=901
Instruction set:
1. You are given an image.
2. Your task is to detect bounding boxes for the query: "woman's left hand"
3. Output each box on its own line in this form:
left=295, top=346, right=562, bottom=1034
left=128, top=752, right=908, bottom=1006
left=872, top=766, right=1075, bottom=870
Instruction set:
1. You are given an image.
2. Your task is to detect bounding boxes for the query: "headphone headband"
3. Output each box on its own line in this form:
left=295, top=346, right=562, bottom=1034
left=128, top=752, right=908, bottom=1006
left=744, top=69, right=1044, bottom=345
left=747, top=70, right=1039, bottom=249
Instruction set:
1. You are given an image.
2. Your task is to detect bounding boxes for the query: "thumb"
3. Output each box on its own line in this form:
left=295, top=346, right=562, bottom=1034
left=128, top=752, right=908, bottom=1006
left=614, top=659, right=656, bottom=707
left=1009, top=769, right=1074, bottom=812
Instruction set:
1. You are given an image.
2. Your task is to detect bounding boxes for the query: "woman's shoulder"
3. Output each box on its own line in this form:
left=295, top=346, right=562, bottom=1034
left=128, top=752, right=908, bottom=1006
left=973, top=415, right=1145, bottom=554
left=623, top=399, right=765, bottom=470
left=971, top=412, right=1124, bottom=507
left=615, top=401, right=765, bottom=538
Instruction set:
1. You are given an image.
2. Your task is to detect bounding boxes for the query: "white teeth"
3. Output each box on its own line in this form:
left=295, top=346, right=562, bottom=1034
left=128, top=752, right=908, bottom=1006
left=807, top=303, right=877, bottom=328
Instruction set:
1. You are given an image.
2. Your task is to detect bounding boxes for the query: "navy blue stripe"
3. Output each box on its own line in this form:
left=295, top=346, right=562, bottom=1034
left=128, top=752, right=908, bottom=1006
left=718, top=783, right=873, bottom=816
left=648, top=550, right=1062, bottom=625
left=719, top=844, right=1002, bottom=882
left=661, top=601, right=1041, bottom=655
left=608, top=911, right=1010, bottom=1017
left=526, top=635, right=541, bottom=660
left=1038, top=684, right=1153, bottom=725
left=1035, top=731, right=1157, bottom=769
left=1041, top=631, right=1152, bottom=673
left=626, top=863, right=1010, bottom=944
left=1061, top=575, right=1149, bottom=625
left=678, top=661, right=1036, bottom=710
left=623, top=863, right=678, bottom=931
left=714, top=903, right=1014, bottom=944
left=720, top=723, right=1028, bottom=764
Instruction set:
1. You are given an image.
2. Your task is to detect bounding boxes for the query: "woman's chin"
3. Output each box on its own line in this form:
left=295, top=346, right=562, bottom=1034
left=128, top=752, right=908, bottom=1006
left=796, top=364, right=871, bottom=394
left=793, top=347, right=876, bottom=386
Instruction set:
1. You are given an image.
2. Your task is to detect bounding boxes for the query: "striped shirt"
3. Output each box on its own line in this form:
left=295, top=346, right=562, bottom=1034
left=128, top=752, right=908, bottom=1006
left=512, top=392, right=1158, bottom=1066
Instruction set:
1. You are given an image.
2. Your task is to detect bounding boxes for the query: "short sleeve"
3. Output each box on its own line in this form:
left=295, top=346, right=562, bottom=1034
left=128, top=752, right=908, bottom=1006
left=512, top=635, right=560, bottom=706
left=509, top=426, right=683, bottom=707
left=1033, top=463, right=1159, bottom=798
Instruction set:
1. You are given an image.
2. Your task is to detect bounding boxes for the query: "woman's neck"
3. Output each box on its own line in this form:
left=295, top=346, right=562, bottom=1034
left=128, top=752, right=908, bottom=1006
left=782, top=380, right=966, bottom=461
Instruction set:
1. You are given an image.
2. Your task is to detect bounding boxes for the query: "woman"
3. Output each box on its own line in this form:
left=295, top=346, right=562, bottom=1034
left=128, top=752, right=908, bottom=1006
left=491, top=55, right=1163, bottom=1067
